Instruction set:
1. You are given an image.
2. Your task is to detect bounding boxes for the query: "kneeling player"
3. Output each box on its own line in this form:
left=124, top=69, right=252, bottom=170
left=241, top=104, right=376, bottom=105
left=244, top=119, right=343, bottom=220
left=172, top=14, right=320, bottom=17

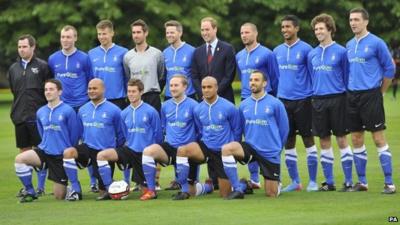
left=222, top=71, right=289, bottom=199
left=97, top=78, right=162, bottom=200
left=176, top=76, right=242, bottom=199
left=15, top=79, right=79, bottom=202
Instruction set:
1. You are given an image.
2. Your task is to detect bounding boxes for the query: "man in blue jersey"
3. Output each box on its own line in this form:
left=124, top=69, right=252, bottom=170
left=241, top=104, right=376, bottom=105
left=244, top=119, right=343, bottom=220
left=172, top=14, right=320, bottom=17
left=176, top=76, right=242, bottom=198
left=346, top=8, right=396, bottom=194
left=88, top=19, right=131, bottom=190
left=48, top=25, right=96, bottom=192
left=63, top=78, right=124, bottom=201
left=8, top=34, right=51, bottom=197
left=308, top=14, right=353, bottom=192
left=95, top=78, right=162, bottom=201
left=274, top=15, right=319, bottom=192
left=89, top=20, right=129, bottom=109
left=222, top=70, right=289, bottom=199
left=15, top=79, right=79, bottom=203
left=163, top=20, right=196, bottom=101
left=236, top=22, right=280, bottom=189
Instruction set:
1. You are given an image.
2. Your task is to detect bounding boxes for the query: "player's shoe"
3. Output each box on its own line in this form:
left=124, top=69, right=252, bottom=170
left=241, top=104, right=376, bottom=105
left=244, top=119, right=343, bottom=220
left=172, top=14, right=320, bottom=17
left=16, top=188, right=26, bottom=198
left=318, top=182, right=336, bottom=191
left=250, top=180, right=261, bottom=189
left=225, top=191, right=244, bottom=200
left=140, top=190, right=157, bottom=201
left=281, top=182, right=302, bottom=192
left=96, top=191, right=111, bottom=201
left=155, top=182, right=162, bottom=191
left=306, top=181, right=319, bottom=192
left=205, top=178, right=214, bottom=194
left=338, top=183, right=354, bottom=192
left=19, top=191, right=38, bottom=203
left=36, top=188, right=45, bottom=196
left=240, top=178, right=254, bottom=194
left=172, top=191, right=190, bottom=200
left=352, top=182, right=368, bottom=192
left=90, top=184, right=99, bottom=193
left=165, top=180, right=181, bottom=190
left=382, top=184, right=396, bottom=194
left=65, top=191, right=82, bottom=201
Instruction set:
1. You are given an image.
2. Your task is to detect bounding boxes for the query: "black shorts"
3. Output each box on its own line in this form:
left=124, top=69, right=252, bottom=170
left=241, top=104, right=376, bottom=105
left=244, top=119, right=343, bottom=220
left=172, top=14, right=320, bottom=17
left=159, top=142, right=177, bottom=166
left=280, top=97, right=313, bottom=137
left=347, top=88, right=385, bottom=132
left=311, top=93, right=349, bottom=138
left=33, top=148, right=68, bottom=185
left=14, top=122, right=41, bottom=149
left=142, top=91, right=161, bottom=113
left=115, top=146, right=146, bottom=186
left=237, top=142, right=280, bottom=181
left=74, top=144, right=114, bottom=191
left=197, top=141, right=228, bottom=179
left=109, top=98, right=129, bottom=110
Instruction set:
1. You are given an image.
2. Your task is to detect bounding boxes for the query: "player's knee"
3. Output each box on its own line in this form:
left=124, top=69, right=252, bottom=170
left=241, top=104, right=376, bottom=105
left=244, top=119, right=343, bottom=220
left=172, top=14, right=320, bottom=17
left=177, top=146, right=187, bottom=157
left=97, top=151, right=107, bottom=161
left=336, top=136, right=348, bottom=149
left=63, top=148, right=76, bottom=159
left=143, top=146, right=156, bottom=157
left=15, top=154, right=24, bottom=164
left=302, top=136, right=315, bottom=147
left=285, top=136, right=296, bottom=148
left=221, top=143, right=233, bottom=156
left=351, top=133, right=363, bottom=147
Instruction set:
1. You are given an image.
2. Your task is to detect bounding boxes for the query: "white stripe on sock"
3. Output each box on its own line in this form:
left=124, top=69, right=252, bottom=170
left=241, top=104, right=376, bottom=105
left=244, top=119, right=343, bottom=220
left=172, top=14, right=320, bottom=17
left=142, top=155, right=156, bottom=168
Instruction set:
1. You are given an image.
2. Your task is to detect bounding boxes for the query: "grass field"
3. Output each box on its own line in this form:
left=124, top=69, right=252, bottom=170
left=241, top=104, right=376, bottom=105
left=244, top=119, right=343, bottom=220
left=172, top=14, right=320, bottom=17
left=0, top=88, right=399, bottom=225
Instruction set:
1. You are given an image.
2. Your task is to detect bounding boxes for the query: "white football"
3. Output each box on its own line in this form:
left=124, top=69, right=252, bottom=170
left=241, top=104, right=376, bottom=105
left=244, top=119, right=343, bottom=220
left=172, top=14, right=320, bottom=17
left=108, top=180, right=130, bottom=200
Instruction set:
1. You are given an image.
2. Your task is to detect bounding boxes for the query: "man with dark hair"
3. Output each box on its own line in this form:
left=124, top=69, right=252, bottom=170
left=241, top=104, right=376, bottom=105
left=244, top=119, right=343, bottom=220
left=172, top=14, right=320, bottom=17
left=123, top=19, right=165, bottom=113
left=346, top=8, right=396, bottom=194
left=308, top=13, right=353, bottom=192
left=8, top=34, right=52, bottom=197
left=273, top=15, right=318, bottom=192
left=15, top=79, right=79, bottom=203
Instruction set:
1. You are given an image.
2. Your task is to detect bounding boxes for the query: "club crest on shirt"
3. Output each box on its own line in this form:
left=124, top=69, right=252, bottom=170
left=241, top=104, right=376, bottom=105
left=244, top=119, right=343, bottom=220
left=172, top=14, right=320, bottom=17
left=184, top=111, right=189, bottom=118
left=31, top=67, right=39, bottom=74
left=218, top=112, right=223, bottom=120
left=76, top=62, right=80, bottom=69
left=183, top=56, right=187, bottom=62
left=58, top=114, right=64, bottom=121
left=331, top=54, right=336, bottom=61
left=113, top=55, right=118, bottom=62
left=265, top=106, right=270, bottom=114
left=255, top=57, right=259, bottom=64
left=143, top=116, right=148, bottom=122
left=102, top=112, right=107, bottom=118
left=364, top=46, right=369, bottom=53
left=296, top=52, right=301, bottom=60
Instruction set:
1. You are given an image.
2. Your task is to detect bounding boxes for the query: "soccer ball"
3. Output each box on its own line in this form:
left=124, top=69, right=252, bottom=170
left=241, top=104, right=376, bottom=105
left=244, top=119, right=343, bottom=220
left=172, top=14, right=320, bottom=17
left=108, top=180, right=130, bottom=200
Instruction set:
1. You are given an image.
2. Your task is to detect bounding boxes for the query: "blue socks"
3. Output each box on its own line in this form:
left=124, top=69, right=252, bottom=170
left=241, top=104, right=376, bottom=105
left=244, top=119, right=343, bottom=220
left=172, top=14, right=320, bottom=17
left=15, top=163, right=35, bottom=195
left=176, top=156, right=190, bottom=193
left=63, top=158, right=82, bottom=193
left=123, top=168, right=131, bottom=185
left=320, top=148, right=334, bottom=185
left=222, top=155, right=242, bottom=192
left=378, top=144, right=393, bottom=185
left=340, top=146, right=353, bottom=185
left=142, top=155, right=156, bottom=191
left=306, top=146, right=318, bottom=183
left=36, top=168, right=47, bottom=191
left=87, top=165, right=97, bottom=187
left=248, top=161, right=259, bottom=184
left=97, top=160, right=112, bottom=190
left=353, top=145, right=367, bottom=184
left=285, top=148, right=300, bottom=184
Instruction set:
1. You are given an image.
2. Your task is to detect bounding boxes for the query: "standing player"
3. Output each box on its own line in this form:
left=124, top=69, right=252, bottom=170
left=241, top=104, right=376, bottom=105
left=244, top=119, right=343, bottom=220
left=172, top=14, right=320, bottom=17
left=141, top=75, right=206, bottom=200
left=346, top=8, right=396, bottom=193
left=236, top=22, right=280, bottom=189
left=273, top=15, right=318, bottom=192
left=48, top=25, right=96, bottom=192
left=8, top=34, right=52, bottom=196
left=308, top=14, right=353, bottom=191
left=15, top=79, right=79, bottom=202
left=123, top=19, right=165, bottom=113
left=176, top=76, right=242, bottom=198
left=221, top=70, right=289, bottom=199
left=88, top=19, right=131, bottom=187
left=96, top=78, right=162, bottom=200
left=192, top=17, right=236, bottom=103
left=163, top=20, right=196, bottom=101
left=62, top=78, right=124, bottom=201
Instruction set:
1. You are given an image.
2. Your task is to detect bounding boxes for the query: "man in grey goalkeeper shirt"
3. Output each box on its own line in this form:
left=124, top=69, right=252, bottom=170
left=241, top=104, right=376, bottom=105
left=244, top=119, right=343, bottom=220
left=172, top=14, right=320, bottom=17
left=124, top=19, right=165, bottom=112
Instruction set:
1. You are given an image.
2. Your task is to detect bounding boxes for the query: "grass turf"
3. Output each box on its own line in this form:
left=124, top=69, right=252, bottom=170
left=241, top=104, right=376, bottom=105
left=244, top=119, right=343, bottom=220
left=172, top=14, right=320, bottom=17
left=0, top=89, right=399, bottom=225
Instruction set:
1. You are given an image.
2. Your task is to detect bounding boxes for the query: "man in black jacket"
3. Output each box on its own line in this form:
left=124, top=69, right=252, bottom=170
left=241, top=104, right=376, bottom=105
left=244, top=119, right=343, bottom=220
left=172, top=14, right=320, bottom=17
left=8, top=34, right=53, bottom=197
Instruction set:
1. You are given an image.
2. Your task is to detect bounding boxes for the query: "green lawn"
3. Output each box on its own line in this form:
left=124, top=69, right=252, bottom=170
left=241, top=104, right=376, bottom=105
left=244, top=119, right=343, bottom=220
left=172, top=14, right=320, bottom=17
left=0, top=90, right=399, bottom=225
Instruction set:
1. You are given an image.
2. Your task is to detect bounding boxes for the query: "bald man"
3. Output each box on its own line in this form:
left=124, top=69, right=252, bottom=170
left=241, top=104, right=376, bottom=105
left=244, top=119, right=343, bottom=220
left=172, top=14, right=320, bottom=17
left=175, top=76, right=242, bottom=199
left=63, top=78, right=124, bottom=201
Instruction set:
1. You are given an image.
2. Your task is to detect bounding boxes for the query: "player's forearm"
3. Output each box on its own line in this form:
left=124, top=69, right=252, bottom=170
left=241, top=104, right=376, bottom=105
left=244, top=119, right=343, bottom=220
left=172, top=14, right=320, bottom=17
left=381, top=77, right=393, bottom=94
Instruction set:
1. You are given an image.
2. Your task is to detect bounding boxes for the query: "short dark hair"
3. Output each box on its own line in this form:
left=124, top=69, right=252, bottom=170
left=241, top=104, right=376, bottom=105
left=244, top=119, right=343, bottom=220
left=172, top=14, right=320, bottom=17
left=18, top=34, right=36, bottom=47
left=164, top=20, right=183, bottom=32
left=350, top=8, right=369, bottom=20
left=281, top=15, right=300, bottom=27
left=251, top=70, right=266, bottom=81
left=311, top=13, right=336, bottom=37
left=45, top=79, right=63, bottom=90
left=131, top=19, right=148, bottom=32
left=96, top=20, right=114, bottom=31
left=127, top=78, right=144, bottom=92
